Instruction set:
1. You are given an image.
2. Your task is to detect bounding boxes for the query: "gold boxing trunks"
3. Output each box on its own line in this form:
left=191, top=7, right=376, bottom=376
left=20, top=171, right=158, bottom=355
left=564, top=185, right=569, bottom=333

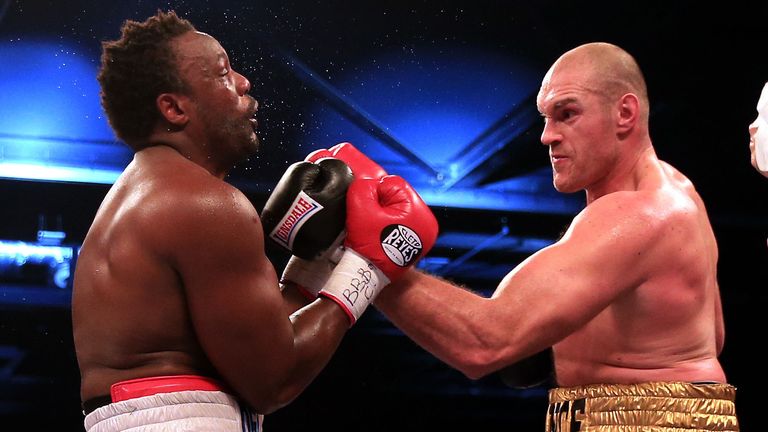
left=546, top=381, right=738, bottom=431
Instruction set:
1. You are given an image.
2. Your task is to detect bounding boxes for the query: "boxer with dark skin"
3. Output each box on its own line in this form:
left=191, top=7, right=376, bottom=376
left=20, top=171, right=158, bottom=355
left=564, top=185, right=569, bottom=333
left=72, top=11, right=350, bottom=417
left=375, top=43, right=738, bottom=430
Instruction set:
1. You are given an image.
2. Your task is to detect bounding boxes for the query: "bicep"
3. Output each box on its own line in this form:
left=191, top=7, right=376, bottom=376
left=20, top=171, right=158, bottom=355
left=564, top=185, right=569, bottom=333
left=493, top=206, right=655, bottom=345
left=172, top=195, right=293, bottom=394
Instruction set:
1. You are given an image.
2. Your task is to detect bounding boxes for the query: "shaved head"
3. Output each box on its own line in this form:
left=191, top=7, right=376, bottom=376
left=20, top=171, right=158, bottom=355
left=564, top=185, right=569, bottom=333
left=542, top=42, right=650, bottom=124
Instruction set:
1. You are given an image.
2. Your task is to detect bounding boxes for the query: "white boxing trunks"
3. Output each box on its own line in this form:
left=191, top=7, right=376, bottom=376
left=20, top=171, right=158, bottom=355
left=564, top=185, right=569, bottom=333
left=83, top=375, right=262, bottom=432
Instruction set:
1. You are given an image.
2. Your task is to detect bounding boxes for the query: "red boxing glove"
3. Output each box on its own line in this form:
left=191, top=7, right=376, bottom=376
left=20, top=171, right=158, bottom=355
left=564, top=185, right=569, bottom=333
left=306, top=142, right=387, bottom=179
left=345, top=176, right=438, bottom=280
left=319, top=175, right=438, bottom=324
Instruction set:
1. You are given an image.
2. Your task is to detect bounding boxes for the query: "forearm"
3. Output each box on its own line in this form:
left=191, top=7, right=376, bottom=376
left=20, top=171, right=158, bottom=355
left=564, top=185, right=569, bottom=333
left=264, top=298, right=348, bottom=412
left=374, top=270, right=512, bottom=379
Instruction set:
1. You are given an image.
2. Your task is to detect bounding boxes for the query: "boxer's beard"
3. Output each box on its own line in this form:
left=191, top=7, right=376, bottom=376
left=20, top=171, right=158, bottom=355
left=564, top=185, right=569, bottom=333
left=196, top=98, right=260, bottom=162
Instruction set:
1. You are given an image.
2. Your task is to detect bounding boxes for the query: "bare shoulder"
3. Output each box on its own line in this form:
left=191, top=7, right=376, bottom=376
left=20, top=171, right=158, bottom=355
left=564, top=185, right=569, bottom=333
left=173, top=180, right=259, bottom=246
left=573, top=190, right=670, bottom=237
left=544, top=186, right=695, bottom=295
left=166, top=173, right=256, bottom=222
left=659, top=160, right=695, bottom=189
left=580, top=165, right=699, bottom=233
left=128, top=158, right=262, bottom=254
left=141, top=159, right=257, bottom=224
left=566, top=185, right=700, bottom=266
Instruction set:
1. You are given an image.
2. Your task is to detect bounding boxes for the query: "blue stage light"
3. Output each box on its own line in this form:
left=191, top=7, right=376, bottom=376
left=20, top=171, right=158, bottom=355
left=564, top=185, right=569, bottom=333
left=0, top=40, right=129, bottom=184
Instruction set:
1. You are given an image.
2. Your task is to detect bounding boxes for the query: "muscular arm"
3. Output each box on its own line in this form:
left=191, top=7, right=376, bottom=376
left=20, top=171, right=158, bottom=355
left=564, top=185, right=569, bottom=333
left=167, top=183, right=348, bottom=413
left=375, top=194, right=662, bottom=379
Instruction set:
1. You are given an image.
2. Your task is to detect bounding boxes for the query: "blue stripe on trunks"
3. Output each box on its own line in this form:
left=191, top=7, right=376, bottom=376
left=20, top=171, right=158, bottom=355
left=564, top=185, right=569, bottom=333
left=240, top=405, right=258, bottom=432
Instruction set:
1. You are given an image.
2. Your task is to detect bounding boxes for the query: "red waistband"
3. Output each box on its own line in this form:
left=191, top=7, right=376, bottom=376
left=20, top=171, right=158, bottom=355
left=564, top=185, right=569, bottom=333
left=110, top=375, right=227, bottom=402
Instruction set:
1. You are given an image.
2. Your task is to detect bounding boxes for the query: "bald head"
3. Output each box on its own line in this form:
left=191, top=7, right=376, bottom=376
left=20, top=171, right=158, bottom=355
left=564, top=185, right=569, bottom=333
left=543, top=42, right=650, bottom=124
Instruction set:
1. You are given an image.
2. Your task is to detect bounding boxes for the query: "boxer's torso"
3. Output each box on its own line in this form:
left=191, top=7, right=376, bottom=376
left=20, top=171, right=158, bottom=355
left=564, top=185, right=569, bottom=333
left=73, top=146, right=223, bottom=401
left=554, top=161, right=725, bottom=386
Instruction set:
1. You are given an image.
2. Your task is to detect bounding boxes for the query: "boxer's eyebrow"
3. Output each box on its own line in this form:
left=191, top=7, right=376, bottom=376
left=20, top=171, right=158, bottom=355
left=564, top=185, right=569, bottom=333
left=539, top=97, right=579, bottom=117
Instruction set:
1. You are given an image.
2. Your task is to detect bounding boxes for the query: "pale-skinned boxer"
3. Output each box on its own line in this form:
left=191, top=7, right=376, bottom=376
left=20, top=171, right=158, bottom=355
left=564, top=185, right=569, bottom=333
left=72, top=10, right=437, bottom=431
left=372, top=43, right=740, bottom=431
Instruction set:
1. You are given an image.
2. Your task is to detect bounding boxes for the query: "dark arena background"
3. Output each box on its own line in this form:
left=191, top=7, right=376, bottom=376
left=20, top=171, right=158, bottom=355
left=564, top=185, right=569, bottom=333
left=1, top=0, right=766, bottom=430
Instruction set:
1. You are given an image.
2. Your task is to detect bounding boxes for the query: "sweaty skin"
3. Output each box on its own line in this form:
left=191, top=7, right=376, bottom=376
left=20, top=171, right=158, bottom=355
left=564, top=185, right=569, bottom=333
left=73, top=31, right=349, bottom=414
left=375, top=43, right=726, bottom=386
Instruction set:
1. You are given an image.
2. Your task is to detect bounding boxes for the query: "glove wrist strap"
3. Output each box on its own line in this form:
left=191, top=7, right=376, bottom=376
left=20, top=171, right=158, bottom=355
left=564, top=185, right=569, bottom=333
left=281, top=255, right=331, bottom=299
left=280, top=233, right=346, bottom=299
left=319, top=248, right=390, bottom=325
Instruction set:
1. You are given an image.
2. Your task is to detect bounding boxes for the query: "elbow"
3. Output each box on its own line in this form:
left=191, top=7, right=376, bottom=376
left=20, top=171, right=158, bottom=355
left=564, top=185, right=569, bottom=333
left=245, top=393, right=293, bottom=415
left=453, top=349, right=504, bottom=380
left=243, top=396, right=284, bottom=416
left=461, top=367, right=491, bottom=381
left=446, top=329, right=518, bottom=380
left=452, top=336, right=537, bottom=381
left=241, top=382, right=305, bottom=415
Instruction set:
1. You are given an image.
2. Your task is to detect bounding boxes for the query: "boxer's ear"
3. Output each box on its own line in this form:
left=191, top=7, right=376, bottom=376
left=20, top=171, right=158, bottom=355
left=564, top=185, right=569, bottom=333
left=616, top=93, right=639, bottom=135
left=156, top=93, right=190, bottom=128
